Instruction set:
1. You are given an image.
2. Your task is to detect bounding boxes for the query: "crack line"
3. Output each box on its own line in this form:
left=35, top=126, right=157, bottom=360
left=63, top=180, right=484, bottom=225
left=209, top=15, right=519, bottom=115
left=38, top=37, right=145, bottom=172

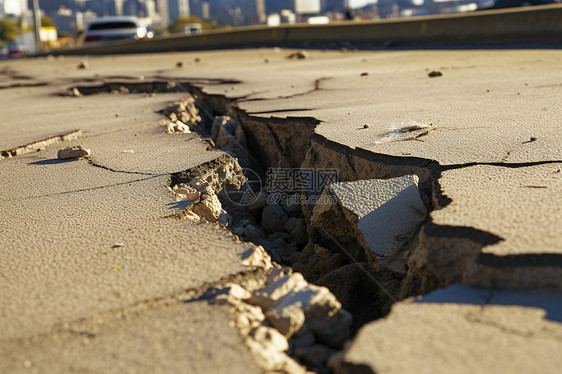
left=7, top=175, right=162, bottom=201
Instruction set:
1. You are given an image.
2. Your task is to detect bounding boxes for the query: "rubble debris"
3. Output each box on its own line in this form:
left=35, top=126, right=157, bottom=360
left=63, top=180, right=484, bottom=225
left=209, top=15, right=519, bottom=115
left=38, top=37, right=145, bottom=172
left=166, top=120, right=191, bottom=134
left=262, top=204, right=290, bottom=233
left=77, top=61, right=89, bottom=70
left=57, top=145, right=91, bottom=160
left=360, top=72, right=369, bottom=77
left=161, top=96, right=202, bottom=127
left=170, top=155, right=246, bottom=224
left=211, top=262, right=352, bottom=373
left=428, top=70, right=442, bottom=77
left=287, top=51, right=309, bottom=60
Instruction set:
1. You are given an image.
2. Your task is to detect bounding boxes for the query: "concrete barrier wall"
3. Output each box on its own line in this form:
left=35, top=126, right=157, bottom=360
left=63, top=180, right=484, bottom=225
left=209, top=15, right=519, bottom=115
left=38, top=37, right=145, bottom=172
left=56, top=4, right=562, bottom=55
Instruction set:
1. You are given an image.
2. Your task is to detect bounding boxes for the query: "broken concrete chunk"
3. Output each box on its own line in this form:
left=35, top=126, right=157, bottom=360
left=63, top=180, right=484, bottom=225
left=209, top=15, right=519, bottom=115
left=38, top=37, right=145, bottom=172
left=262, top=204, right=290, bottom=233
left=272, top=283, right=351, bottom=346
left=249, top=273, right=309, bottom=309
left=312, top=175, right=426, bottom=274
left=265, top=301, right=306, bottom=337
left=215, top=284, right=252, bottom=306
left=161, top=96, right=201, bottom=125
left=192, top=191, right=223, bottom=223
left=240, top=245, right=273, bottom=272
left=171, top=184, right=200, bottom=202
left=57, top=145, right=90, bottom=160
left=329, top=175, right=426, bottom=255
left=166, top=120, right=191, bottom=134
left=249, top=272, right=351, bottom=344
left=245, top=326, right=307, bottom=373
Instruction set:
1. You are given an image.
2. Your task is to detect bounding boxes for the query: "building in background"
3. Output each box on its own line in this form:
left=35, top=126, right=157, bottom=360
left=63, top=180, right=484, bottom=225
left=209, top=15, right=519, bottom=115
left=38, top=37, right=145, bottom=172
left=169, top=0, right=190, bottom=21
left=242, top=0, right=265, bottom=24
left=156, top=0, right=169, bottom=22
left=295, top=0, right=322, bottom=14
left=1, top=0, right=28, bottom=17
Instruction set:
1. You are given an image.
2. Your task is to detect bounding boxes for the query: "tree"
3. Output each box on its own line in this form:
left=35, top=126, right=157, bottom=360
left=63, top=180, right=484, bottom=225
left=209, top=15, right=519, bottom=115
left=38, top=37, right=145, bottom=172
left=41, top=16, right=55, bottom=28
left=0, top=19, right=19, bottom=44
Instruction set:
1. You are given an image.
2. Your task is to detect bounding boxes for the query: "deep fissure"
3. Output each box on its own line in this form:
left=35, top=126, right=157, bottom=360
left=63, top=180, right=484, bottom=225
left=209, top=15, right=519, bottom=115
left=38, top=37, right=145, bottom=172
left=66, top=79, right=517, bottom=373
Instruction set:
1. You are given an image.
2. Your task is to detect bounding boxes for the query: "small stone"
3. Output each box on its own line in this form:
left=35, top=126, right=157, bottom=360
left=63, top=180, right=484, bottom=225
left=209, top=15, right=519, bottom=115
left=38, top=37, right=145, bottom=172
left=262, top=204, right=289, bottom=233
left=248, top=192, right=268, bottom=214
left=72, top=87, right=82, bottom=97
left=77, top=61, right=89, bottom=69
left=242, top=225, right=261, bottom=242
left=264, top=58, right=270, bottom=63
left=291, top=219, right=308, bottom=246
left=194, top=57, right=201, bottom=63
left=360, top=72, right=369, bottom=76
left=281, top=196, right=302, bottom=217
left=232, top=226, right=245, bottom=236
left=176, top=61, right=183, bottom=68
left=57, top=145, right=90, bottom=160
left=271, top=238, right=287, bottom=251
left=428, top=70, right=443, bottom=77
left=287, top=50, right=309, bottom=60
left=284, top=217, right=300, bottom=233
left=363, top=124, right=370, bottom=129
left=268, top=232, right=291, bottom=242
left=326, top=351, right=344, bottom=371
left=277, top=243, right=298, bottom=259
left=305, top=344, right=331, bottom=368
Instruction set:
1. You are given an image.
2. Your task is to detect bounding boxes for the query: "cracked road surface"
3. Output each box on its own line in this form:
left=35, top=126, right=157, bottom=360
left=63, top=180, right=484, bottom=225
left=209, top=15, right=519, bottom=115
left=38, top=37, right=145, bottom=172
left=1, top=49, right=561, bottom=373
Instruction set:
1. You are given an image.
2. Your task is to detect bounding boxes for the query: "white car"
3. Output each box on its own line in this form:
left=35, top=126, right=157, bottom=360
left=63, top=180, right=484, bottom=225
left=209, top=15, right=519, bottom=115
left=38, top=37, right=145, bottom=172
left=83, top=16, right=149, bottom=44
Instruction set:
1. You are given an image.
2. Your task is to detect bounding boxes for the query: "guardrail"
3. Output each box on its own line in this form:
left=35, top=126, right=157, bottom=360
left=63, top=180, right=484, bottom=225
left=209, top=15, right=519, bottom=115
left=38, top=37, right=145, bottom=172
left=53, top=4, right=562, bottom=55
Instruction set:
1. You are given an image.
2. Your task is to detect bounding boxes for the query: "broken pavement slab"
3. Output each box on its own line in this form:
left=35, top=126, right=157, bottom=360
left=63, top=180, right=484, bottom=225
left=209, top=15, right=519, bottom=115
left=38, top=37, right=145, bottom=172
left=408, top=163, right=562, bottom=292
left=311, top=175, right=427, bottom=274
left=338, top=284, right=562, bottom=374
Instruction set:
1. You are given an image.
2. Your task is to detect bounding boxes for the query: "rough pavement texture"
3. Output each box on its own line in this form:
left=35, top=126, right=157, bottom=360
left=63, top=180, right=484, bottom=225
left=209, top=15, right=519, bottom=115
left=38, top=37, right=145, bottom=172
left=1, top=49, right=560, bottom=372
left=339, top=285, right=562, bottom=374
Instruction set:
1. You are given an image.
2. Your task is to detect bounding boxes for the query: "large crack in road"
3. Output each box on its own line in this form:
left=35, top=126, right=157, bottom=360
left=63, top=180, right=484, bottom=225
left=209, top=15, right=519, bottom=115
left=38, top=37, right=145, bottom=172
left=61, top=78, right=560, bottom=374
